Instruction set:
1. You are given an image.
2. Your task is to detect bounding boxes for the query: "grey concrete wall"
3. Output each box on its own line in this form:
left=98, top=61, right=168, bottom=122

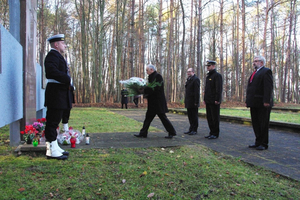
left=0, top=24, right=23, bottom=127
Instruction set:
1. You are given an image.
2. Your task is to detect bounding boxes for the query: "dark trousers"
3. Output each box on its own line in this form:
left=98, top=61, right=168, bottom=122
left=206, top=103, right=220, bottom=137
left=121, top=103, right=128, bottom=109
left=133, top=98, right=139, bottom=106
left=62, top=108, right=71, bottom=124
left=187, top=108, right=199, bottom=132
left=250, top=107, right=271, bottom=148
left=121, top=97, right=128, bottom=109
left=45, top=108, right=64, bottom=142
left=140, top=110, right=176, bottom=136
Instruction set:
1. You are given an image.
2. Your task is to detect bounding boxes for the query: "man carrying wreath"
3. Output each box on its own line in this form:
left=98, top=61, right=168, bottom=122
left=134, top=64, right=177, bottom=139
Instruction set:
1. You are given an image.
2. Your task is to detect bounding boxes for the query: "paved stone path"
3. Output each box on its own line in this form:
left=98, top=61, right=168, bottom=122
left=112, top=109, right=300, bottom=181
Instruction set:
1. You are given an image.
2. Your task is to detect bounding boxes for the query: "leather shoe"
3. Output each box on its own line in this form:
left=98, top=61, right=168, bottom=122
left=165, top=135, right=173, bottom=139
left=205, top=135, right=211, bottom=138
left=207, top=135, right=218, bottom=139
left=165, top=133, right=176, bottom=139
left=47, top=155, right=68, bottom=160
left=256, top=145, right=268, bottom=150
left=184, top=131, right=191, bottom=134
left=188, top=131, right=197, bottom=135
left=248, top=144, right=259, bottom=148
left=134, top=134, right=147, bottom=138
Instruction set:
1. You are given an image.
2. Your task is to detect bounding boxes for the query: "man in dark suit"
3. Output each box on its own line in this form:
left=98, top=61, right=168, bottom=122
left=204, top=60, right=223, bottom=139
left=44, top=34, right=71, bottom=160
left=121, top=88, right=129, bottom=109
left=246, top=55, right=273, bottom=150
left=184, top=68, right=200, bottom=135
left=134, top=64, right=176, bottom=139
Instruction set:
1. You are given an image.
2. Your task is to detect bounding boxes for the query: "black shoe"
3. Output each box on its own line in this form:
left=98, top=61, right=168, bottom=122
left=62, top=151, right=69, bottom=156
left=134, top=134, right=147, bottom=138
left=256, top=145, right=268, bottom=150
left=188, top=131, right=197, bottom=135
left=165, top=133, right=176, bottom=139
left=47, top=155, right=68, bottom=160
left=207, top=135, right=218, bottom=139
left=165, top=135, right=173, bottom=139
left=184, top=131, right=191, bottom=134
left=248, top=144, right=259, bottom=148
left=205, top=135, right=211, bottom=138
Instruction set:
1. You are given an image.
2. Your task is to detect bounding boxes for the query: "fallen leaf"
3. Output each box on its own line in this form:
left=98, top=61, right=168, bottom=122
left=122, top=179, right=126, bottom=184
left=140, top=174, right=145, bottom=177
left=183, top=162, right=187, bottom=166
left=190, top=156, right=194, bottom=159
left=18, top=188, right=25, bottom=192
left=147, top=192, right=155, bottom=198
left=236, top=183, right=241, bottom=186
left=49, top=192, right=54, bottom=197
left=252, top=180, right=256, bottom=184
left=169, top=150, right=174, bottom=153
left=168, top=182, right=174, bottom=186
left=67, top=198, right=71, bottom=200
left=140, top=171, right=147, bottom=177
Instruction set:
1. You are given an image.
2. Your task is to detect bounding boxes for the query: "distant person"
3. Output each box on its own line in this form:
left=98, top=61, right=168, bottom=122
left=246, top=55, right=273, bottom=150
left=184, top=68, right=200, bottom=135
left=44, top=34, right=71, bottom=160
left=121, top=88, right=129, bottom=109
left=134, top=64, right=176, bottom=139
left=204, top=60, right=223, bottom=139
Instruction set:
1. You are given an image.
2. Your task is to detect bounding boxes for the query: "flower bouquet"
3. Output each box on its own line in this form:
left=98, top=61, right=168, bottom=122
left=119, top=77, right=162, bottom=96
left=20, top=118, right=47, bottom=145
left=20, top=125, right=38, bottom=144
left=57, top=127, right=83, bottom=145
left=120, top=77, right=147, bottom=96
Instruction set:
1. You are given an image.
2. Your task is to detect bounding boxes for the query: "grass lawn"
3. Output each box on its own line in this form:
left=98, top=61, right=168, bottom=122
left=197, top=108, right=300, bottom=124
left=0, top=107, right=299, bottom=199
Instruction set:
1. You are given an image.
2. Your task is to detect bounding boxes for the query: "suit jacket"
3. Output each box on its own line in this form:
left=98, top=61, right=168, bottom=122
left=44, top=49, right=72, bottom=109
left=144, top=71, right=168, bottom=114
left=185, top=75, right=200, bottom=108
left=204, top=69, right=223, bottom=104
left=246, top=67, right=273, bottom=107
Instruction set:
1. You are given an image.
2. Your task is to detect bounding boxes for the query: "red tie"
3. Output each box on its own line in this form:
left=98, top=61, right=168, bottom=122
left=250, top=69, right=257, bottom=83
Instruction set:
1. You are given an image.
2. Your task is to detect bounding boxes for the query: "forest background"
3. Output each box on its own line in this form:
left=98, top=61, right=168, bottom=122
left=0, top=0, right=299, bottom=105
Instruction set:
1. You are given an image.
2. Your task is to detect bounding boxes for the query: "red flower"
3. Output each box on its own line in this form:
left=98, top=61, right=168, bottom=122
left=37, top=118, right=47, bottom=123
left=20, top=125, right=38, bottom=135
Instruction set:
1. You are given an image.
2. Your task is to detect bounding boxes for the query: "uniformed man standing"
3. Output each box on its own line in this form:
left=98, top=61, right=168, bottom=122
left=204, top=60, right=223, bottom=139
left=44, top=34, right=71, bottom=160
